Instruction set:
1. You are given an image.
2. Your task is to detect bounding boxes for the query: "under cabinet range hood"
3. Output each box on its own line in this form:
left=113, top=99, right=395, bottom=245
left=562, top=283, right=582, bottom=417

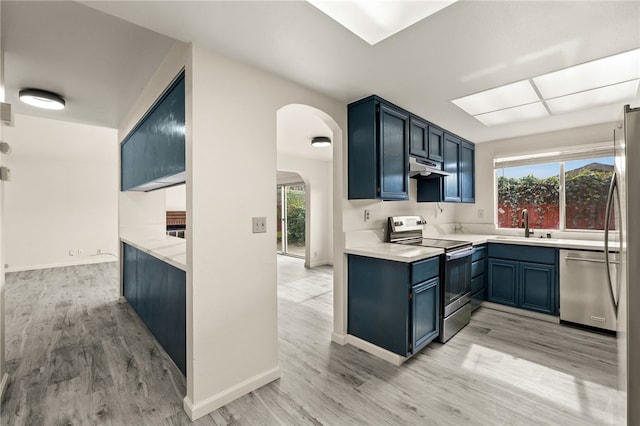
left=409, top=157, right=451, bottom=179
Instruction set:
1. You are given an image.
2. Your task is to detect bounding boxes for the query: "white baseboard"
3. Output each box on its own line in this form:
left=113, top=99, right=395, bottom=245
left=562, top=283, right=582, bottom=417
left=183, top=366, right=281, bottom=421
left=481, top=301, right=560, bottom=323
left=308, top=260, right=333, bottom=268
left=5, top=256, right=118, bottom=273
left=346, top=334, right=408, bottom=367
left=331, top=332, right=347, bottom=345
left=0, top=373, right=9, bottom=401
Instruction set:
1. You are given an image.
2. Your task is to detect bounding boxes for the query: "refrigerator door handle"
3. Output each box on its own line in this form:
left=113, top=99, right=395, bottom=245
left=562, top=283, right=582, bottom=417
left=604, top=173, right=619, bottom=316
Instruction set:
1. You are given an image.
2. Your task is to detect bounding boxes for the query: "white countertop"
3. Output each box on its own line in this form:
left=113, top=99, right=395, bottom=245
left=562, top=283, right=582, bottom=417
left=345, top=243, right=443, bottom=263
left=120, top=232, right=186, bottom=271
left=345, top=231, right=614, bottom=263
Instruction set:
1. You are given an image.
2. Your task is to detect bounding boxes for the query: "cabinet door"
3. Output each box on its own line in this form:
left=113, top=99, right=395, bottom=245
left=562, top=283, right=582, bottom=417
left=488, top=259, right=518, bottom=307
left=412, top=277, right=440, bottom=352
left=378, top=104, right=409, bottom=200
left=519, top=262, right=556, bottom=315
left=123, top=243, right=138, bottom=310
left=428, top=126, right=444, bottom=162
left=164, top=265, right=187, bottom=375
left=409, top=116, right=428, bottom=158
left=460, top=141, right=475, bottom=203
left=443, top=133, right=461, bottom=202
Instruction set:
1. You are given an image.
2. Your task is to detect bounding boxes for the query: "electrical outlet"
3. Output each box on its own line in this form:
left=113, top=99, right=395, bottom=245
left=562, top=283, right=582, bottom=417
left=433, top=208, right=438, bottom=219
left=97, top=249, right=102, bottom=255
left=77, top=249, right=83, bottom=256
left=477, top=209, right=485, bottom=219
left=364, top=209, right=370, bottom=222
left=68, top=249, right=75, bottom=256
left=252, top=217, right=267, bottom=233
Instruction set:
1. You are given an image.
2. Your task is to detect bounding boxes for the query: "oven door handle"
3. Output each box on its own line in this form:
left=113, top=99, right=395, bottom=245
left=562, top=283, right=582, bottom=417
left=446, top=246, right=475, bottom=261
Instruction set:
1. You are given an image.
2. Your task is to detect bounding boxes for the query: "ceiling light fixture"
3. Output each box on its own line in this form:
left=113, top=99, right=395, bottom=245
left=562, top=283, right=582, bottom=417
left=19, top=88, right=65, bottom=110
left=311, top=136, right=331, bottom=148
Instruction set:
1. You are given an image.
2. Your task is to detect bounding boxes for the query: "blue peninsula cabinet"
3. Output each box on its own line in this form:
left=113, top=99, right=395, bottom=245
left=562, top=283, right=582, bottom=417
left=348, top=254, right=440, bottom=356
left=121, top=71, right=185, bottom=191
left=487, top=243, right=558, bottom=315
left=123, top=243, right=186, bottom=375
left=348, top=96, right=410, bottom=200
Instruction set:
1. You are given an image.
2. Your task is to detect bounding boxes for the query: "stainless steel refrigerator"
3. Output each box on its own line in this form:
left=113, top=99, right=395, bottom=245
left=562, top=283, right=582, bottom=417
left=606, top=104, right=640, bottom=425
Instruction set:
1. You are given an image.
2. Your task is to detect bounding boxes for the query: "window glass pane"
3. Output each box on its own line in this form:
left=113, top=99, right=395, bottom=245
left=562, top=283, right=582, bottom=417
left=565, top=157, right=614, bottom=230
left=497, top=163, right=560, bottom=229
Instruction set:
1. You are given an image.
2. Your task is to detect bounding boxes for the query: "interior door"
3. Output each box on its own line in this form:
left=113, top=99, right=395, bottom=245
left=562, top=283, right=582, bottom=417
left=277, top=183, right=306, bottom=258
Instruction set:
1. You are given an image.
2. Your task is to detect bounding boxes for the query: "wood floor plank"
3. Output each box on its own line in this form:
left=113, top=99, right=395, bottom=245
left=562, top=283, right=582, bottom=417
left=1, top=257, right=621, bottom=425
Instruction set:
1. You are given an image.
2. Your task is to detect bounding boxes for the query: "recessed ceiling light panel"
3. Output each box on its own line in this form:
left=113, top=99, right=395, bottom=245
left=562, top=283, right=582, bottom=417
left=546, top=79, right=640, bottom=115
left=474, top=102, right=548, bottom=127
left=533, top=48, right=640, bottom=99
left=452, top=80, right=539, bottom=116
left=306, top=0, right=458, bottom=45
left=19, top=88, right=65, bottom=110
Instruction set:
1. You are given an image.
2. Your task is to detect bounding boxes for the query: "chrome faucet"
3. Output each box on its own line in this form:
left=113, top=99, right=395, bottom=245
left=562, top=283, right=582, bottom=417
left=521, top=209, right=533, bottom=237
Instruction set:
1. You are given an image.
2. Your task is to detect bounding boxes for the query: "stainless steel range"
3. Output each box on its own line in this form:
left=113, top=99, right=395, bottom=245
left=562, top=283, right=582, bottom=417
left=387, top=216, right=474, bottom=342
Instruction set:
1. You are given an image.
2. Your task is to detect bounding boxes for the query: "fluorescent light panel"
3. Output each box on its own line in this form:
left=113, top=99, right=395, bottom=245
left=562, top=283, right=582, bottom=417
left=546, top=79, right=640, bottom=115
left=306, top=0, right=457, bottom=45
left=451, top=80, right=539, bottom=116
left=474, top=102, right=548, bottom=127
left=533, top=49, right=640, bottom=99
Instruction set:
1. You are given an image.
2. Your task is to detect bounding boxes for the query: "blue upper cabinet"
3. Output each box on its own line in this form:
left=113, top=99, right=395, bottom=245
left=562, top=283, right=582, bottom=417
left=121, top=71, right=186, bottom=192
left=416, top=133, right=475, bottom=203
left=460, top=140, right=475, bottom=203
left=427, top=125, right=444, bottom=162
left=443, top=133, right=461, bottom=202
left=348, top=96, right=409, bottom=200
left=409, top=116, right=428, bottom=159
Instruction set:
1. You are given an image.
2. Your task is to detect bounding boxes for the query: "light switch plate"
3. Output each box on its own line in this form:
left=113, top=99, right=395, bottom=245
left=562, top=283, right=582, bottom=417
left=252, top=217, right=267, bottom=233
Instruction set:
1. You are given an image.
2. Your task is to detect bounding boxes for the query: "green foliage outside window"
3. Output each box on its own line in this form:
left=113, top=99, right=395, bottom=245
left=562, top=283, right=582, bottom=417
left=286, top=188, right=306, bottom=244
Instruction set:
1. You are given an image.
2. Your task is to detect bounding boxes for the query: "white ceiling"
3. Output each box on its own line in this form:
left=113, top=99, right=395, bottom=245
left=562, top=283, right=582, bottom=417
left=4, top=1, right=640, bottom=145
left=277, top=104, right=333, bottom=162
left=2, top=1, right=174, bottom=129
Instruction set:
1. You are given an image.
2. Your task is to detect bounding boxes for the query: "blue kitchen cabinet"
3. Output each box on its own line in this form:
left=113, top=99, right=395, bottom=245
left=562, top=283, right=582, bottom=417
left=121, top=71, right=185, bottom=191
left=348, top=96, right=409, bottom=200
left=487, top=243, right=558, bottom=315
left=409, top=116, right=429, bottom=159
left=470, top=244, right=487, bottom=311
left=520, top=262, right=556, bottom=315
left=416, top=134, right=475, bottom=203
left=122, top=243, right=187, bottom=375
left=428, top=125, right=444, bottom=162
left=488, top=259, right=519, bottom=307
left=348, top=254, right=440, bottom=356
left=461, top=140, right=475, bottom=203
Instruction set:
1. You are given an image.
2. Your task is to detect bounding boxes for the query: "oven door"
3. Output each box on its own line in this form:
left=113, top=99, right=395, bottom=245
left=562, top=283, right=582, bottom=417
left=443, top=246, right=474, bottom=316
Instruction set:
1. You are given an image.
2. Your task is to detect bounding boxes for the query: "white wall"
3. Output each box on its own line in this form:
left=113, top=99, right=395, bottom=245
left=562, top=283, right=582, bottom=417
left=186, top=43, right=345, bottom=419
left=277, top=153, right=333, bottom=267
left=0, top=1, right=7, bottom=396
left=2, top=114, right=118, bottom=270
left=456, top=121, right=616, bottom=236
left=165, top=184, right=186, bottom=211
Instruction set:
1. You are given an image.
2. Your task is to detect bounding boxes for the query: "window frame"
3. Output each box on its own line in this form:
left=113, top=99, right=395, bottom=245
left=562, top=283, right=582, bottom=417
left=494, top=143, right=614, bottom=233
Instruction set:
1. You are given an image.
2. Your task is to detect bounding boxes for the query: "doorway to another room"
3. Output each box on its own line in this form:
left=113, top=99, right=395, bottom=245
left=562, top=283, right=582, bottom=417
left=277, top=178, right=306, bottom=258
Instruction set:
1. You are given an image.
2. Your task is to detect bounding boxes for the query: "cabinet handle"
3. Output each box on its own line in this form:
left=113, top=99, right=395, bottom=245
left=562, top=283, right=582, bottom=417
left=563, top=256, right=619, bottom=264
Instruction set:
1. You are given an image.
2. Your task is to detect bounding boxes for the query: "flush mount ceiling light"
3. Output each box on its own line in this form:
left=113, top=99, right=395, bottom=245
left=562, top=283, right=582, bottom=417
left=311, top=136, right=331, bottom=148
left=19, top=88, right=65, bottom=110
left=451, top=48, right=640, bottom=127
left=306, top=0, right=458, bottom=45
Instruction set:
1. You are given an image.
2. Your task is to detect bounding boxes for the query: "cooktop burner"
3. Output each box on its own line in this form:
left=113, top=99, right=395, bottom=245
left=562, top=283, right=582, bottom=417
left=398, top=238, right=472, bottom=252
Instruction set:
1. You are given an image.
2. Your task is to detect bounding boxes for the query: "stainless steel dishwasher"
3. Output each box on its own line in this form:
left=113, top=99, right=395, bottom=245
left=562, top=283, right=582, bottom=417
left=559, top=249, right=616, bottom=331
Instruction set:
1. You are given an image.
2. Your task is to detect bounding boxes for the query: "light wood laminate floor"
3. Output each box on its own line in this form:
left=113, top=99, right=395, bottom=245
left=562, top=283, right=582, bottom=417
left=1, top=257, right=619, bottom=425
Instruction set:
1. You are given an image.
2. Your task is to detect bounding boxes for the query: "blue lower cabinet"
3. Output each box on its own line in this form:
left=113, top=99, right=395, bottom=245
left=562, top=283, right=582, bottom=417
left=348, top=254, right=440, bottom=357
left=520, top=262, right=556, bottom=315
left=487, top=244, right=558, bottom=316
left=412, top=277, right=439, bottom=352
left=122, top=243, right=187, bottom=375
left=488, top=259, right=519, bottom=307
